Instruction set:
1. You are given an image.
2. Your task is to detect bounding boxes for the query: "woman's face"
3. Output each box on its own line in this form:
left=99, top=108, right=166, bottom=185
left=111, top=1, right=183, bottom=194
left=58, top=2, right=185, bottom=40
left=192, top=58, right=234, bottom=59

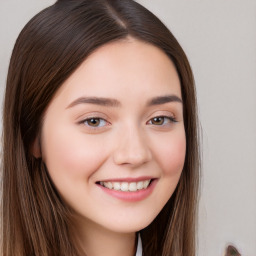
left=39, top=38, right=186, bottom=234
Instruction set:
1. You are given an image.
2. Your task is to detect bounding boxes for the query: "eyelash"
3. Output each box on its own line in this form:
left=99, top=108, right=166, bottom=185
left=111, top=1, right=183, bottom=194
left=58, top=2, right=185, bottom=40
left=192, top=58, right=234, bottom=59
left=79, top=117, right=109, bottom=129
left=79, top=115, right=177, bottom=129
left=146, top=115, right=177, bottom=126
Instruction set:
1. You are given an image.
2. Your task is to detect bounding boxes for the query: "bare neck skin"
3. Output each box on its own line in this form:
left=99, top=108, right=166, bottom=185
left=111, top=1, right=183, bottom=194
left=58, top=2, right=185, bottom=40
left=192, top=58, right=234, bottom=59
left=73, top=216, right=136, bottom=256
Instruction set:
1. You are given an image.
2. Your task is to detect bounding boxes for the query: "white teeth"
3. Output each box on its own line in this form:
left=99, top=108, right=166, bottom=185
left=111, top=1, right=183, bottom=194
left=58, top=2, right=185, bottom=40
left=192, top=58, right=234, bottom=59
left=121, top=182, right=129, bottom=191
left=137, top=181, right=144, bottom=190
left=107, top=182, right=113, bottom=189
left=100, top=179, right=152, bottom=192
left=103, top=182, right=113, bottom=189
left=143, top=180, right=150, bottom=189
left=113, top=182, right=121, bottom=190
left=129, top=182, right=137, bottom=192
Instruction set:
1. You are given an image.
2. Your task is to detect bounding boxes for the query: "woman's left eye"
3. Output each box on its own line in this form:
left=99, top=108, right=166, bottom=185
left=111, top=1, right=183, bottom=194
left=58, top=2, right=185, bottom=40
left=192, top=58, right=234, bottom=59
left=147, top=116, right=177, bottom=126
left=82, top=118, right=108, bottom=128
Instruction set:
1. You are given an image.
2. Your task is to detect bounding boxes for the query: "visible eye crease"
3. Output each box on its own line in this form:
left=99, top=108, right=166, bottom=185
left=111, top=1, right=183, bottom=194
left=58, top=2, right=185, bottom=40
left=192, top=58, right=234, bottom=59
left=147, top=116, right=177, bottom=126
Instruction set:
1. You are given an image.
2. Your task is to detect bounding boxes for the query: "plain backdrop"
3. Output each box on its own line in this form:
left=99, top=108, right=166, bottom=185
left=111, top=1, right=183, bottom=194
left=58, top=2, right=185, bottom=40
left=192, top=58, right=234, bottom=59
left=0, top=1, right=256, bottom=255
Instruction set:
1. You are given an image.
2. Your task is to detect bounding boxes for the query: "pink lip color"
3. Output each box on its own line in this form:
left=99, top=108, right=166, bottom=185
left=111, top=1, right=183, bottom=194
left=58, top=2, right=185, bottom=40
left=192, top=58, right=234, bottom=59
left=99, top=176, right=154, bottom=183
left=97, top=179, right=157, bottom=202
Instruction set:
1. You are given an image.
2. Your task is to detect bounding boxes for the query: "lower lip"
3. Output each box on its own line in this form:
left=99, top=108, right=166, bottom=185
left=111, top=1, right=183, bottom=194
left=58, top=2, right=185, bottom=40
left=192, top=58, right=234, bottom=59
left=97, top=179, right=157, bottom=202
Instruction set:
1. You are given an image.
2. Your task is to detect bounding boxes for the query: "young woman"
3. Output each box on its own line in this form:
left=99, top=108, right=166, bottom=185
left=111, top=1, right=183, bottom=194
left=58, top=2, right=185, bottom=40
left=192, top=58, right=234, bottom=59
left=1, top=0, right=200, bottom=255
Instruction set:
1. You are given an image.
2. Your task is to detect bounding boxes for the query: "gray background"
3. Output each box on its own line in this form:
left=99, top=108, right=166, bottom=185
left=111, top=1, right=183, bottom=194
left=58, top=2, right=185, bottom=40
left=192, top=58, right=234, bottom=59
left=0, top=1, right=255, bottom=255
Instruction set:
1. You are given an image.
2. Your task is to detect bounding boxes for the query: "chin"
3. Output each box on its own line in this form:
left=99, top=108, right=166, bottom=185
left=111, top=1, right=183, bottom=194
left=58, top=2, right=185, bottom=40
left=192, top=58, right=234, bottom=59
left=101, top=214, right=156, bottom=234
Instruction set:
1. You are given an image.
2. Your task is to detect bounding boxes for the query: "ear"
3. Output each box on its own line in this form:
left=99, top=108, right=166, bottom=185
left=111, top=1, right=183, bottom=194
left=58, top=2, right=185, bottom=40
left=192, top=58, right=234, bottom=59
left=30, top=135, right=42, bottom=158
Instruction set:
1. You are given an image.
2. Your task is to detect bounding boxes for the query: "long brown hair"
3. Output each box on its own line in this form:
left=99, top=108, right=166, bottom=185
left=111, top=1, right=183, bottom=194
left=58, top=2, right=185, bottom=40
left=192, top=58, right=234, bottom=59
left=1, top=0, right=200, bottom=255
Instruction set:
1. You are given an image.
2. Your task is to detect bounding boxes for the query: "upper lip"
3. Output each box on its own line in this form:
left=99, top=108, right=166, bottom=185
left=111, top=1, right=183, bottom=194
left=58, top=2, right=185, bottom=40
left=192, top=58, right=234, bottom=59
left=96, top=176, right=156, bottom=183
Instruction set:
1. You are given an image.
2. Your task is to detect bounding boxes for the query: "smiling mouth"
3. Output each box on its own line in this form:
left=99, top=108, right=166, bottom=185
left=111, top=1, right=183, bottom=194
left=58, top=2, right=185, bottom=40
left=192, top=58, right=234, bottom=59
left=96, top=179, right=153, bottom=192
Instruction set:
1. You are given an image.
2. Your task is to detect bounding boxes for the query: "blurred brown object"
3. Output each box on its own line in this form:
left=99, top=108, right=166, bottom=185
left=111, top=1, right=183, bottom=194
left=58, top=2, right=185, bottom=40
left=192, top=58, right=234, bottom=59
left=225, top=245, right=241, bottom=256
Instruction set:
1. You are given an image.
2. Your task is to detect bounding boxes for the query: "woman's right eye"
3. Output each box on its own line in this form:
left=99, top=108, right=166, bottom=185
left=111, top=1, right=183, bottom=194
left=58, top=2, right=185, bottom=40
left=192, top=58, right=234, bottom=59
left=81, top=117, right=108, bottom=128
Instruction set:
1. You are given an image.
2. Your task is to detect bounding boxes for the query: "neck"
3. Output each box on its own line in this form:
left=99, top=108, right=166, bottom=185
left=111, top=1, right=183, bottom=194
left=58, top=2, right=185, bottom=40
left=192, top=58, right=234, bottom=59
left=72, top=216, right=137, bottom=256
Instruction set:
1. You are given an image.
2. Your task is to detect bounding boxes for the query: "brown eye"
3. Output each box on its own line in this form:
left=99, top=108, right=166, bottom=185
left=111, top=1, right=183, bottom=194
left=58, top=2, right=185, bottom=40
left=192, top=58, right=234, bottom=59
left=83, top=118, right=107, bottom=127
left=87, top=118, right=100, bottom=127
left=151, top=117, right=165, bottom=125
left=148, top=116, right=177, bottom=126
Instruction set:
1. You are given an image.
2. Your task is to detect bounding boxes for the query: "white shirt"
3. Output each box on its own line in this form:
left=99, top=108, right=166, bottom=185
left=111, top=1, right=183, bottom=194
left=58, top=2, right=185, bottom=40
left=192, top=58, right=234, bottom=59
left=135, top=234, right=142, bottom=256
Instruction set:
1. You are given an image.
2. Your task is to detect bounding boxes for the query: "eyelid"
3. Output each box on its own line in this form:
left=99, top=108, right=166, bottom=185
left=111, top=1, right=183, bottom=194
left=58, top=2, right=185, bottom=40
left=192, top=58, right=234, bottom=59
left=75, top=111, right=110, bottom=121
left=146, top=114, right=178, bottom=127
left=78, top=116, right=111, bottom=130
left=146, top=108, right=178, bottom=118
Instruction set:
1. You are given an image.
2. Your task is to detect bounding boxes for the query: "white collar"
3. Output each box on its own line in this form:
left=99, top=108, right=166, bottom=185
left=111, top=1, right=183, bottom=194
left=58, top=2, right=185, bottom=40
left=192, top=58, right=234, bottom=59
left=135, top=233, right=142, bottom=256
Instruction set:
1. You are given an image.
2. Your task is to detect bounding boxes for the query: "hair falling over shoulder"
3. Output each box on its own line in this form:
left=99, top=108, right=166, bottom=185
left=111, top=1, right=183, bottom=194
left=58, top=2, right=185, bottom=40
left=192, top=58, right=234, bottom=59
left=1, top=0, right=200, bottom=255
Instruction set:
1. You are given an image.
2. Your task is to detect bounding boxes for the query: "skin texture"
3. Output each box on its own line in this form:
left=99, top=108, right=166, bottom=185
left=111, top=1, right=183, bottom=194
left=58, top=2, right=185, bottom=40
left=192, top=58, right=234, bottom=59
left=36, top=38, right=186, bottom=256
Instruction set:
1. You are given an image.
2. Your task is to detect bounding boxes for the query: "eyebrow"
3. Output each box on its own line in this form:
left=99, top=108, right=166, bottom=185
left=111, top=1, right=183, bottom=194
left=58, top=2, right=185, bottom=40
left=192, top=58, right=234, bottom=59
left=146, top=95, right=183, bottom=106
left=66, top=97, right=121, bottom=108
left=66, top=94, right=182, bottom=109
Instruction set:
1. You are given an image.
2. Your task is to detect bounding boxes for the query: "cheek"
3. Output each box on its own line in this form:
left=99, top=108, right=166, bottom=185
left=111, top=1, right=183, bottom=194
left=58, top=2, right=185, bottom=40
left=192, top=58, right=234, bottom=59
left=41, top=123, right=107, bottom=182
left=154, top=130, right=186, bottom=176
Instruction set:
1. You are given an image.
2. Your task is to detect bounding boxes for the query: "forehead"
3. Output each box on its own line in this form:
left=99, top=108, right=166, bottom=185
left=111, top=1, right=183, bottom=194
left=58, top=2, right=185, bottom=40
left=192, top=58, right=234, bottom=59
left=52, top=38, right=181, bottom=105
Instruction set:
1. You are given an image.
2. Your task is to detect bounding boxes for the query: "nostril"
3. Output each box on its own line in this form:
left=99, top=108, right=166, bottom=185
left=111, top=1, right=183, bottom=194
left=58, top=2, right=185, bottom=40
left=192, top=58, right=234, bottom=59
left=113, top=132, right=152, bottom=166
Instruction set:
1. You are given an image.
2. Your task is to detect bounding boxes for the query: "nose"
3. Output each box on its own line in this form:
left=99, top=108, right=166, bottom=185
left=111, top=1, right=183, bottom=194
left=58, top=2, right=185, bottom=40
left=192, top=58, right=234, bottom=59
left=113, top=126, right=152, bottom=168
